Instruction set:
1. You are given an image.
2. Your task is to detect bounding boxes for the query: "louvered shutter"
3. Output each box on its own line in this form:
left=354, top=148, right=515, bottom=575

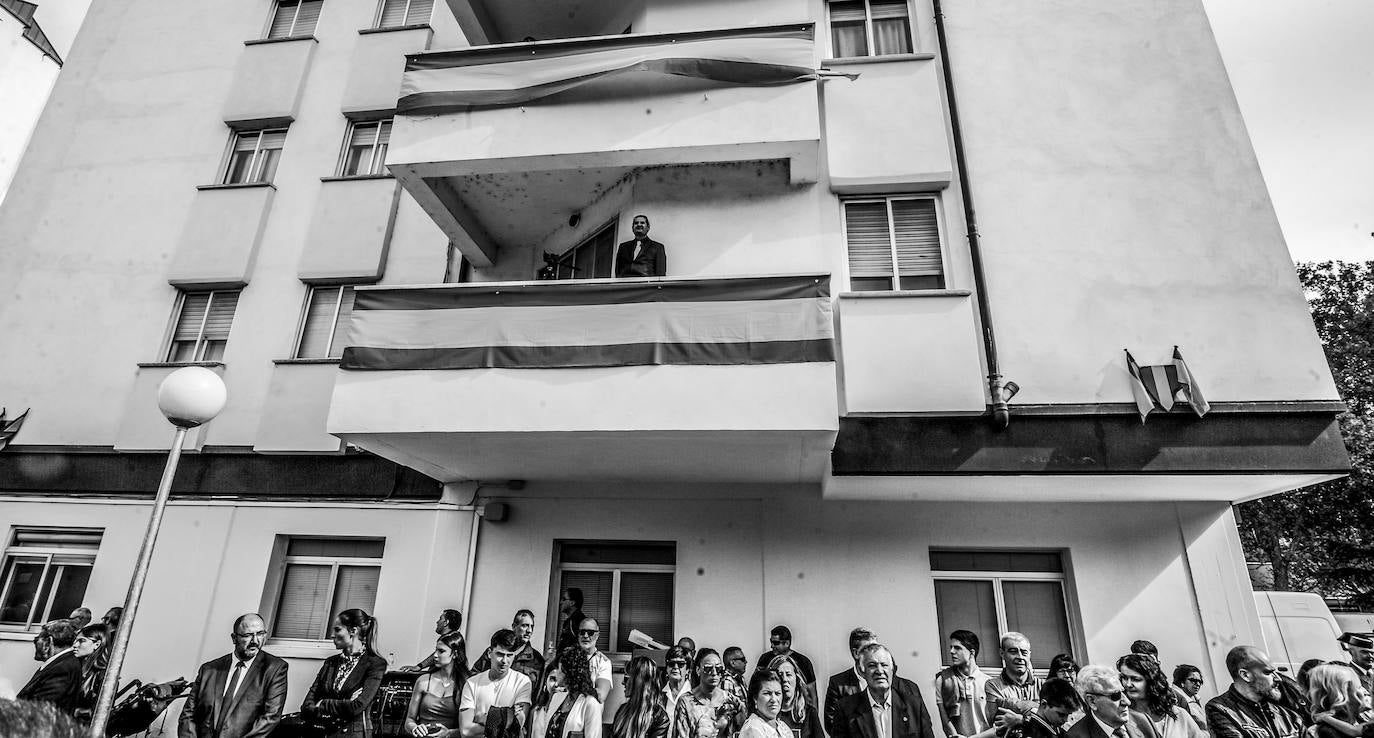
left=891, top=199, right=942, bottom=277
left=293, top=0, right=322, bottom=35
left=296, top=287, right=338, bottom=359
left=173, top=293, right=211, bottom=343
left=328, top=565, right=381, bottom=627
left=377, top=0, right=408, bottom=28
left=844, top=201, right=895, bottom=285
left=203, top=292, right=239, bottom=341
left=268, top=1, right=299, bottom=38
left=405, top=0, right=433, bottom=24
left=273, top=563, right=332, bottom=639
left=616, top=572, right=674, bottom=651
left=328, top=287, right=357, bottom=358
left=561, top=571, right=613, bottom=652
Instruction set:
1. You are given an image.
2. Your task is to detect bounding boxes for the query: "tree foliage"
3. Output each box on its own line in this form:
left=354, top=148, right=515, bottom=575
left=1235, top=261, right=1374, bottom=607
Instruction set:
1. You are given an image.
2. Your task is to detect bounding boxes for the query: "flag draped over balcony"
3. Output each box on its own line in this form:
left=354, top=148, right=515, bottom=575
left=398, top=24, right=820, bottom=113
left=1125, top=347, right=1211, bottom=423
left=340, top=275, right=834, bottom=371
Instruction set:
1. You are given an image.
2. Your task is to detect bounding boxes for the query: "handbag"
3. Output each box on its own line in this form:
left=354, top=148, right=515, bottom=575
left=486, top=705, right=523, bottom=738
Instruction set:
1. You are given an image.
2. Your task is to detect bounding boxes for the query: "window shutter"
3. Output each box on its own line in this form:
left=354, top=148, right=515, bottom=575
left=287, top=537, right=384, bottom=558
left=616, top=572, right=674, bottom=650
left=297, top=287, right=340, bottom=359
left=329, top=287, right=357, bottom=359
left=870, top=0, right=909, bottom=19
left=891, top=199, right=942, bottom=277
left=203, top=292, right=239, bottom=341
left=829, top=1, right=867, bottom=22
left=11, top=530, right=103, bottom=550
left=293, top=0, right=323, bottom=35
left=273, top=563, right=332, bottom=639
left=844, top=201, right=895, bottom=278
left=328, top=565, right=381, bottom=627
left=1002, top=581, right=1071, bottom=669
left=406, top=0, right=433, bottom=24
left=260, top=130, right=288, bottom=152
left=173, top=293, right=211, bottom=342
left=268, top=2, right=298, bottom=38
left=561, top=570, right=613, bottom=652
left=933, top=579, right=999, bottom=667
left=348, top=122, right=379, bottom=149
left=377, top=0, right=407, bottom=27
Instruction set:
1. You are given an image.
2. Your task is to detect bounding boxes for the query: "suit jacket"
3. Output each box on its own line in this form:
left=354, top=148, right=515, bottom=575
left=825, top=668, right=865, bottom=735
left=17, top=649, right=82, bottom=712
left=1064, top=711, right=1152, bottom=738
left=831, top=678, right=936, bottom=738
left=614, top=238, right=666, bottom=277
left=302, top=652, right=388, bottom=737
left=179, top=650, right=289, bottom=738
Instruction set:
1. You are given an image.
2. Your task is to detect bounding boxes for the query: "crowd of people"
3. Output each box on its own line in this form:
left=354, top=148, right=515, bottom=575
left=8, top=589, right=1374, bottom=738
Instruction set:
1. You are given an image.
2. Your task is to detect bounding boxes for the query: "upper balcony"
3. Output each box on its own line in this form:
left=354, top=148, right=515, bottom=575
left=327, top=274, right=838, bottom=484
left=385, top=23, right=822, bottom=267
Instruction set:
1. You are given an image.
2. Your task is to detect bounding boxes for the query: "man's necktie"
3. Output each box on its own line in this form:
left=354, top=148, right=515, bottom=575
left=227, top=660, right=245, bottom=701
left=1113, top=726, right=1129, bottom=738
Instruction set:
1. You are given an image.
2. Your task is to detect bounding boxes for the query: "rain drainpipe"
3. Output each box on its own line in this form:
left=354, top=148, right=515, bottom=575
left=933, top=0, right=1016, bottom=430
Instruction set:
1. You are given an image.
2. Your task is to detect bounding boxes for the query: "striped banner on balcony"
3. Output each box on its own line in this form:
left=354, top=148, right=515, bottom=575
left=398, top=24, right=818, bottom=113
left=339, top=275, right=834, bottom=371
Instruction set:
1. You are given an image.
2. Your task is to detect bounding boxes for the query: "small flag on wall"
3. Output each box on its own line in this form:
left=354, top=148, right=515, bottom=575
left=0, top=408, right=28, bottom=451
left=1124, top=348, right=1210, bottom=423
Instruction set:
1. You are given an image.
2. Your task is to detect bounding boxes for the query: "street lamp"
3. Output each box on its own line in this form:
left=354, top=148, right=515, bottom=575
left=88, top=366, right=226, bottom=737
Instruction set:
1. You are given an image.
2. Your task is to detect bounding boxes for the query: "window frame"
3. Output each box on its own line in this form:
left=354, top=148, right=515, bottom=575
left=292, top=284, right=358, bottom=359
left=839, top=193, right=948, bottom=292
left=550, top=541, right=675, bottom=655
left=264, top=0, right=322, bottom=40
left=163, top=289, right=240, bottom=363
left=220, top=128, right=288, bottom=186
left=372, top=0, right=432, bottom=29
left=550, top=218, right=619, bottom=281
left=0, top=528, right=102, bottom=632
left=826, top=0, right=916, bottom=59
left=264, top=536, right=385, bottom=645
left=930, top=549, right=1083, bottom=674
left=335, top=119, right=393, bottom=178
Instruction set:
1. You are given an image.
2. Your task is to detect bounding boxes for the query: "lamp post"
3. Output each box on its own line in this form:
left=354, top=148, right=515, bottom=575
left=88, top=366, right=226, bottom=738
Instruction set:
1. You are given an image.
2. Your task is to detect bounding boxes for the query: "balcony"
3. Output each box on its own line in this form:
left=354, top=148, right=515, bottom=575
left=384, top=24, right=822, bottom=267
left=327, top=274, right=838, bottom=483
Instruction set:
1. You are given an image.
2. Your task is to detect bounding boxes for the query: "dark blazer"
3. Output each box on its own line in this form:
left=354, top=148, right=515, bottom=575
left=179, top=650, right=289, bottom=738
left=614, top=238, right=667, bottom=277
left=17, top=649, right=82, bottom=712
left=302, top=652, right=388, bottom=737
left=825, top=668, right=865, bottom=735
left=1064, top=711, right=1152, bottom=738
left=831, top=678, right=935, bottom=738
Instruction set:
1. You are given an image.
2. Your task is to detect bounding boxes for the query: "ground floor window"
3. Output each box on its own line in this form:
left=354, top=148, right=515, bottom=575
left=553, top=541, right=675, bottom=654
left=931, top=550, right=1073, bottom=669
left=266, top=537, right=384, bottom=641
left=0, top=528, right=102, bottom=630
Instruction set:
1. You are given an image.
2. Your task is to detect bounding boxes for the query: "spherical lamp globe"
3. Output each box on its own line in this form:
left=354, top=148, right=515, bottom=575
left=156, top=366, right=227, bottom=429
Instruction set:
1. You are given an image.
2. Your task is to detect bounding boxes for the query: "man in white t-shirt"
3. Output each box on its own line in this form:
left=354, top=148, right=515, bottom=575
left=577, top=617, right=613, bottom=703
left=460, top=629, right=533, bottom=738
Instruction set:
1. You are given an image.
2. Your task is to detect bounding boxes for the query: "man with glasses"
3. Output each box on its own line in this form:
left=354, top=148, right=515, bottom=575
left=475, top=609, right=545, bottom=683
left=577, top=617, right=613, bottom=702
left=758, top=625, right=818, bottom=705
left=1170, top=665, right=1208, bottom=732
left=1066, top=665, right=1151, bottom=738
left=662, top=645, right=694, bottom=733
left=721, top=647, right=748, bottom=701
left=1204, top=646, right=1303, bottom=738
left=178, top=613, right=289, bottom=738
left=984, top=633, right=1043, bottom=726
left=17, top=619, right=81, bottom=713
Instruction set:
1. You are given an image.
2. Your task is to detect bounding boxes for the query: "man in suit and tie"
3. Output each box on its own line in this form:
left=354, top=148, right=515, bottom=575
left=1066, top=666, right=1152, bottom=738
left=831, top=643, right=936, bottom=738
left=17, top=619, right=82, bottom=712
left=825, top=627, right=878, bottom=735
left=179, top=613, right=288, bottom=738
left=614, top=214, right=667, bottom=277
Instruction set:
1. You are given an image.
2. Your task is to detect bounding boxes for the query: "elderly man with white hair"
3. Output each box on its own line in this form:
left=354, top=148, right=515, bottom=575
left=1065, top=665, right=1152, bottom=738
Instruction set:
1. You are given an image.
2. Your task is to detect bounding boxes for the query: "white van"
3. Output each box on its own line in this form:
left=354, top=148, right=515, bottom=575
left=1253, top=591, right=1347, bottom=674
left=1334, top=610, right=1374, bottom=635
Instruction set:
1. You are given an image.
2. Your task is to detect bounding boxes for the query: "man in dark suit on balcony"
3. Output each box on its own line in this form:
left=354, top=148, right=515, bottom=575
left=614, top=214, right=667, bottom=277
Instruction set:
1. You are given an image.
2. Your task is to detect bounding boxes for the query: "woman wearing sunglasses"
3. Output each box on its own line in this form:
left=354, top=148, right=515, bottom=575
left=672, top=649, right=743, bottom=738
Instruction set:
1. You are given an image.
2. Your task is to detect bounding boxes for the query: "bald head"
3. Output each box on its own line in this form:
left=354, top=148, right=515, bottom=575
left=1225, top=645, right=1266, bottom=678
left=1225, top=645, right=1279, bottom=701
left=231, top=613, right=267, bottom=661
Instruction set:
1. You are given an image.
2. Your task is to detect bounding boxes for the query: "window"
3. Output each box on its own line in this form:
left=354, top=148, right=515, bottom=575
left=338, top=120, right=392, bottom=177
left=843, top=195, right=945, bottom=291
left=165, top=290, right=239, bottom=362
left=375, top=0, right=433, bottom=28
left=223, top=129, right=287, bottom=185
left=266, top=0, right=322, bottom=39
left=554, top=541, right=674, bottom=654
left=269, top=537, right=384, bottom=640
left=931, top=550, right=1074, bottom=670
left=295, top=285, right=357, bottom=359
left=0, top=529, right=102, bottom=630
left=549, top=221, right=617, bottom=280
left=828, top=0, right=913, bottom=58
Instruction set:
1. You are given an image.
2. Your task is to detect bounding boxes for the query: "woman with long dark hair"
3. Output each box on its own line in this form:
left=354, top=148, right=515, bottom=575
left=765, top=654, right=821, bottom=738
left=672, top=648, right=742, bottom=738
left=303, top=608, right=389, bottom=737
left=71, top=623, right=108, bottom=720
left=531, top=647, right=604, bottom=738
left=613, top=655, right=669, bottom=738
left=738, top=670, right=789, bottom=738
left=405, top=630, right=472, bottom=737
left=1117, top=654, right=1201, bottom=738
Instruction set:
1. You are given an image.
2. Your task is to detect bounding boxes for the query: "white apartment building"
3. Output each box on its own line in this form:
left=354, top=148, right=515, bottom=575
left=0, top=0, right=63, bottom=204
left=0, top=0, right=1349, bottom=732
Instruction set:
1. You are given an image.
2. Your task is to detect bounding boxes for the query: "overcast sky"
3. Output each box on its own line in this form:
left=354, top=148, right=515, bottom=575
left=28, top=0, right=1373, bottom=263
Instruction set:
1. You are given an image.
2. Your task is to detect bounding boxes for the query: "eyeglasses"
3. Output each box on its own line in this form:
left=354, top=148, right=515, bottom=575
left=700, top=666, right=725, bottom=675
left=666, top=660, right=689, bottom=668
left=578, top=629, right=598, bottom=636
left=728, top=656, right=747, bottom=663
left=1185, top=678, right=1204, bottom=685
left=74, top=637, right=97, bottom=645
left=1087, top=690, right=1124, bottom=701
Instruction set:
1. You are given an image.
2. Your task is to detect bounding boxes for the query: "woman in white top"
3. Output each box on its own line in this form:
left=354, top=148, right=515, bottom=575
left=530, top=647, right=604, bottom=738
left=739, top=669, right=791, bottom=738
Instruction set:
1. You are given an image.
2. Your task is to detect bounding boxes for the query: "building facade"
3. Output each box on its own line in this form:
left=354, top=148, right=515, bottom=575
left=0, top=0, right=1348, bottom=732
left=0, top=0, right=63, bottom=205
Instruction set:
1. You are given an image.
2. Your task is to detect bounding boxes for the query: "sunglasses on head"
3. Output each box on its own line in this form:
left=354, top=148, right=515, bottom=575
left=578, top=629, right=598, bottom=636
